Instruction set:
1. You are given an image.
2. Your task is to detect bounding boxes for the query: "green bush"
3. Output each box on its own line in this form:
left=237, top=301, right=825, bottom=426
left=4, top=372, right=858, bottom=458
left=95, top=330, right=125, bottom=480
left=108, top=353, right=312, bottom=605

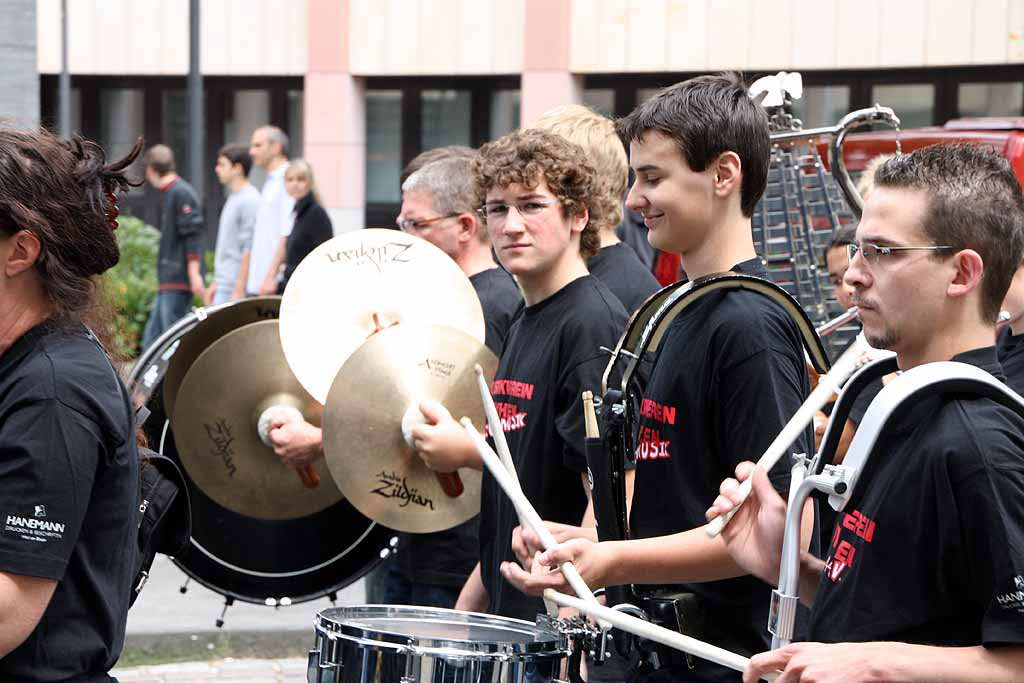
left=103, top=215, right=159, bottom=359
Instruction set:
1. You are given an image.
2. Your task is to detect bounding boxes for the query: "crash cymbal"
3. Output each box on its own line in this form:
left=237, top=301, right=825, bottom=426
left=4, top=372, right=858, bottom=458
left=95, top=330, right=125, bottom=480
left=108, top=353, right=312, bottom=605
left=279, top=229, right=485, bottom=404
left=172, top=319, right=343, bottom=520
left=163, top=296, right=282, bottom=419
left=323, top=324, right=498, bottom=533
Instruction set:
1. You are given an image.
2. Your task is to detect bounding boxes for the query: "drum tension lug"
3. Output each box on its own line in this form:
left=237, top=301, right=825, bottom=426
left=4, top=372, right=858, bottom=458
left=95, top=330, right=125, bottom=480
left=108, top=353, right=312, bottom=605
left=328, top=591, right=338, bottom=605
left=215, top=596, right=234, bottom=628
left=179, top=578, right=190, bottom=595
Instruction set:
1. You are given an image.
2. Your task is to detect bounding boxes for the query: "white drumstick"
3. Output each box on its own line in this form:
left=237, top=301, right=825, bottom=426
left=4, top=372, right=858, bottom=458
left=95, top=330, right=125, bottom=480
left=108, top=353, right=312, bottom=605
left=473, top=365, right=559, bottom=617
left=544, top=590, right=775, bottom=680
left=474, top=364, right=520, bottom=491
left=461, top=418, right=607, bottom=627
left=706, top=333, right=873, bottom=537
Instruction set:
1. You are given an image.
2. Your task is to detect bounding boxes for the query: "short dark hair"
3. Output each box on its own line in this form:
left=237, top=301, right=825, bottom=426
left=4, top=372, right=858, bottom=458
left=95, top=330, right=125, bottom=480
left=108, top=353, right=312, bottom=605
left=401, top=145, right=476, bottom=186
left=823, top=225, right=857, bottom=266
left=144, top=144, right=175, bottom=175
left=218, top=143, right=252, bottom=177
left=0, top=128, right=142, bottom=319
left=874, top=142, right=1024, bottom=323
left=616, top=72, right=770, bottom=217
left=475, top=129, right=601, bottom=260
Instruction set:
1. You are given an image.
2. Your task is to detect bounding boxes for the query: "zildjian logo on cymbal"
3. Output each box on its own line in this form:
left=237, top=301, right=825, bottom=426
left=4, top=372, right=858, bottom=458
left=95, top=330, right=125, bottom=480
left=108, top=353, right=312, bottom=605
left=371, top=471, right=435, bottom=510
left=326, top=242, right=413, bottom=273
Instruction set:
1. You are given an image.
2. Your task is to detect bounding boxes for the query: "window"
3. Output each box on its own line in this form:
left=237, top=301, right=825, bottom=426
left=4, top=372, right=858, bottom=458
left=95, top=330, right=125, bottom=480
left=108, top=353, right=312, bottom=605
left=491, top=90, right=521, bottom=139
left=421, top=90, right=471, bottom=149
left=366, top=90, right=403, bottom=203
left=162, top=90, right=191, bottom=180
left=792, top=85, right=850, bottom=128
left=287, top=89, right=304, bottom=158
left=871, top=84, right=935, bottom=128
left=958, top=82, right=1024, bottom=118
left=100, top=88, right=144, bottom=163
left=583, top=89, right=615, bottom=117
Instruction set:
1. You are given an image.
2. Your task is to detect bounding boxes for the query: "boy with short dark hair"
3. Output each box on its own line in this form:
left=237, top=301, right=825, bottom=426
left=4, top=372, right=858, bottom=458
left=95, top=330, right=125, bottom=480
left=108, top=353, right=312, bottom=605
left=502, top=73, right=815, bottom=682
left=209, top=144, right=259, bottom=305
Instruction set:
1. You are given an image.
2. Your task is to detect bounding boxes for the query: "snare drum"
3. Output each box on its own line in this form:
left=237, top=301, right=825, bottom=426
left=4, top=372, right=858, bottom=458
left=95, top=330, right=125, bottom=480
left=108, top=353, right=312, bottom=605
left=308, top=605, right=569, bottom=683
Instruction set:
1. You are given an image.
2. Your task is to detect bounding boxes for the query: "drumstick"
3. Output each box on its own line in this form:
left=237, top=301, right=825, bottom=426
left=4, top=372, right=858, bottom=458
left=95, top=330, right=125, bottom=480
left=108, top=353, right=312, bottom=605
left=462, top=418, right=608, bottom=628
left=706, top=333, right=872, bottom=537
left=582, top=391, right=599, bottom=439
left=474, top=365, right=520, bottom=486
left=544, top=590, right=775, bottom=681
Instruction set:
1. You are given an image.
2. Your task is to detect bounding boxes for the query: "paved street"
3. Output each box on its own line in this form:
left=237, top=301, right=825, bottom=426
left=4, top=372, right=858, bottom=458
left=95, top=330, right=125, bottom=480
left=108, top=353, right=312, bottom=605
left=114, top=555, right=366, bottom=681
left=113, top=657, right=308, bottom=682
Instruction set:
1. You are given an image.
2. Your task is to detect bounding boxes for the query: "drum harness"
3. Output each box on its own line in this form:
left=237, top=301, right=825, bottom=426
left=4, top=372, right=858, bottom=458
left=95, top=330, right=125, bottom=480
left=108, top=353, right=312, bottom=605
left=586, top=272, right=831, bottom=672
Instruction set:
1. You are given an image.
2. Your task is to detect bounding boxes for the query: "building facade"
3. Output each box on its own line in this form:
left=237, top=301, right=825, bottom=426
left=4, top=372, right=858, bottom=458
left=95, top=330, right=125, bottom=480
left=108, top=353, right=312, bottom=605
left=36, top=0, right=1024, bottom=236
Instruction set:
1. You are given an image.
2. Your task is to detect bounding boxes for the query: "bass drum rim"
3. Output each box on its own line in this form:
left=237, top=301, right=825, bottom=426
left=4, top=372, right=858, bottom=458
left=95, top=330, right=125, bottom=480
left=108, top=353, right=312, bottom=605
left=129, top=299, right=396, bottom=605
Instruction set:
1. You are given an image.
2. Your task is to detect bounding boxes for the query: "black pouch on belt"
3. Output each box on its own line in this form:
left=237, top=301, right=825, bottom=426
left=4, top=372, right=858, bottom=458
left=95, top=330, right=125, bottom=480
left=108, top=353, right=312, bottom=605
left=634, top=589, right=707, bottom=670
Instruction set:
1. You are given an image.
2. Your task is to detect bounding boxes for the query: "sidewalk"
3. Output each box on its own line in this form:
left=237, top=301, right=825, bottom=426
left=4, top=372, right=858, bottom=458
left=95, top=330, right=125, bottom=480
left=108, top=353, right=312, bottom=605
left=113, top=657, right=307, bottom=682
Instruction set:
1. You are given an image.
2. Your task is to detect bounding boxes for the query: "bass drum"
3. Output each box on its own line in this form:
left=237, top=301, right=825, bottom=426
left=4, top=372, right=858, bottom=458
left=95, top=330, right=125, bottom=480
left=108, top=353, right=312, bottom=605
left=128, top=297, right=396, bottom=605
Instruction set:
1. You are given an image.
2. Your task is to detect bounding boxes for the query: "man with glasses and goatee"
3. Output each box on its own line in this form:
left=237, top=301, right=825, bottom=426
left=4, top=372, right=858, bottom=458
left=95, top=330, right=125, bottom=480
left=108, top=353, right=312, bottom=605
left=709, top=143, right=1024, bottom=683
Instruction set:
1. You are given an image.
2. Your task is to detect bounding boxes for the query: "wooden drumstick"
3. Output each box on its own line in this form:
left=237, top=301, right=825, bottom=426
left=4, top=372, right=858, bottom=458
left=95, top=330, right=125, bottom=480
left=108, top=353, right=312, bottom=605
left=706, top=334, right=874, bottom=537
left=544, top=590, right=776, bottom=681
left=582, top=391, right=600, bottom=439
left=462, top=418, right=607, bottom=628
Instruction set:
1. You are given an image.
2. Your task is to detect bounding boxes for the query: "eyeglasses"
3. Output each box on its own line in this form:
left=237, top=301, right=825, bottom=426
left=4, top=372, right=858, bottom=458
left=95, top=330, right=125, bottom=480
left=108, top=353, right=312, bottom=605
left=477, top=200, right=555, bottom=225
left=847, top=242, right=955, bottom=266
left=396, top=213, right=460, bottom=233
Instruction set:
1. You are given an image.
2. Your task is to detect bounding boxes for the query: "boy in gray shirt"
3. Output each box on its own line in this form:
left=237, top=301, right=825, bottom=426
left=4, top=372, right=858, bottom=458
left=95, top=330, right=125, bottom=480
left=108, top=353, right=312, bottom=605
left=208, top=144, right=259, bottom=305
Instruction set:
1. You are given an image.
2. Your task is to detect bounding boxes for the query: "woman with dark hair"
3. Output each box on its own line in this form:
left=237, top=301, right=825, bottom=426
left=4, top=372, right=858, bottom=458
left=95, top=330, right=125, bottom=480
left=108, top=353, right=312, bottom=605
left=0, top=127, right=143, bottom=681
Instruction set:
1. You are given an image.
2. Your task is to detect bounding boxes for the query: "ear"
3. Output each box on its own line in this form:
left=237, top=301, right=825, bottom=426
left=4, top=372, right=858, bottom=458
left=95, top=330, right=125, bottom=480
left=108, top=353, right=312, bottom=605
left=4, top=230, right=42, bottom=277
left=456, top=213, right=476, bottom=244
left=569, top=206, right=589, bottom=236
left=947, top=249, right=984, bottom=301
left=712, top=152, right=742, bottom=200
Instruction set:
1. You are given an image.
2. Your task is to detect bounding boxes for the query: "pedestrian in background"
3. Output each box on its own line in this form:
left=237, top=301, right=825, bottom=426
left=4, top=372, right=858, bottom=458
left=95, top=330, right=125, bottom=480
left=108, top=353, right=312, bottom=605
left=141, top=144, right=205, bottom=350
left=208, top=144, right=259, bottom=305
left=279, top=159, right=333, bottom=293
left=247, top=126, right=294, bottom=296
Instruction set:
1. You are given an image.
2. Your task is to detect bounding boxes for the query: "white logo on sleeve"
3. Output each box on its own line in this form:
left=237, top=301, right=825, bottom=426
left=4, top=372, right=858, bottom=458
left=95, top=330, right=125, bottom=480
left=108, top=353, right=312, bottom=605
left=996, top=575, right=1024, bottom=613
left=4, top=506, right=66, bottom=544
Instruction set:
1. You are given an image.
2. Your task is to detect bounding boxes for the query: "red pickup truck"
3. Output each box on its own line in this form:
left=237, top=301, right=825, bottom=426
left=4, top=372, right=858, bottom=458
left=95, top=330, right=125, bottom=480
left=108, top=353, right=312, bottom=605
left=822, top=117, right=1024, bottom=184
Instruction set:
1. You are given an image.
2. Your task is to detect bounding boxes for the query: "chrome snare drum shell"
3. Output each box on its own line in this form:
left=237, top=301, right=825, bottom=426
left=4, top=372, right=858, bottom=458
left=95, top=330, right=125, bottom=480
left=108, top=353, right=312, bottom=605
left=309, top=605, right=569, bottom=683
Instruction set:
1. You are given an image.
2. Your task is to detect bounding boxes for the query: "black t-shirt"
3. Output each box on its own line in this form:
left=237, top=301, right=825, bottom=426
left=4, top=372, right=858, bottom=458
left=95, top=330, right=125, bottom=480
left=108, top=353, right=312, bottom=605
left=0, top=322, right=139, bottom=682
left=398, top=267, right=524, bottom=588
left=479, top=276, right=628, bottom=620
left=470, top=266, right=522, bottom=356
left=997, top=325, right=1024, bottom=395
left=809, top=346, right=1024, bottom=647
left=629, top=258, right=813, bottom=682
left=588, top=243, right=662, bottom=314
left=282, top=194, right=333, bottom=289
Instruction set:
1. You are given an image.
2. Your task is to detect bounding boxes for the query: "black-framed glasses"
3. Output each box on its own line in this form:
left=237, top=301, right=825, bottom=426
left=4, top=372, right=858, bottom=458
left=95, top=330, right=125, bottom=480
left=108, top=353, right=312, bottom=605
left=847, top=242, right=955, bottom=265
left=477, top=200, right=555, bottom=225
left=396, top=213, right=460, bottom=233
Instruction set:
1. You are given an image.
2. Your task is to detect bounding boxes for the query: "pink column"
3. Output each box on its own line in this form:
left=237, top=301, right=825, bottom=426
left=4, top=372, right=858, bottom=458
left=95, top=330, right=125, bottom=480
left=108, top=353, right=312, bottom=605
left=306, top=0, right=365, bottom=234
left=520, top=0, right=582, bottom=126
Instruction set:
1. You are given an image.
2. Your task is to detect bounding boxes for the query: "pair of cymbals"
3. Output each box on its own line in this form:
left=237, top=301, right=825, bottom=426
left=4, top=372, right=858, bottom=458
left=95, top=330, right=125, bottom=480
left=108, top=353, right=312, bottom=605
left=322, top=324, right=498, bottom=533
left=279, top=229, right=486, bottom=404
left=172, top=319, right=343, bottom=521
